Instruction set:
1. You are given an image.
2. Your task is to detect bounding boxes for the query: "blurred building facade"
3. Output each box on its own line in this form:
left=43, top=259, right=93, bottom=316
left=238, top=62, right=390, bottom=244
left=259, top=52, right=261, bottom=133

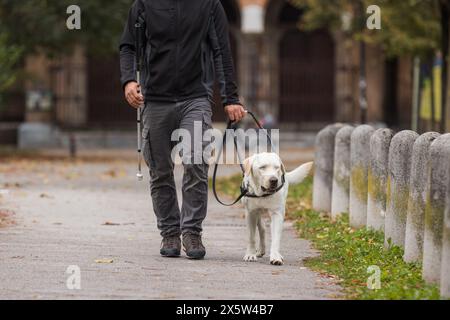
left=0, top=0, right=413, bottom=143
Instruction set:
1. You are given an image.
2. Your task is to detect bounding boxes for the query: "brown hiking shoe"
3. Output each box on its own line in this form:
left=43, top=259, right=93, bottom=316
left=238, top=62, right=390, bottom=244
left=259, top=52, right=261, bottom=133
left=182, top=233, right=206, bottom=259
left=160, top=236, right=181, bottom=257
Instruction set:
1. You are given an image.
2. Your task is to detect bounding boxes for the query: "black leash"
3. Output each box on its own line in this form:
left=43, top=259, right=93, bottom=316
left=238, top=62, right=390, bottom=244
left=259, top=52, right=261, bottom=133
left=212, top=111, right=283, bottom=207
left=211, top=118, right=247, bottom=206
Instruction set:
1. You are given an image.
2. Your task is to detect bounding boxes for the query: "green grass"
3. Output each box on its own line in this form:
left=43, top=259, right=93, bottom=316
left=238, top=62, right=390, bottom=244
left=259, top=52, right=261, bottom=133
left=213, top=174, right=441, bottom=300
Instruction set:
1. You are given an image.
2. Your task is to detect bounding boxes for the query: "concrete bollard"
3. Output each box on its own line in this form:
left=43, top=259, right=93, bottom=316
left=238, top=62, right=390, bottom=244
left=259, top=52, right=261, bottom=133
left=313, top=124, right=344, bottom=213
left=440, top=161, right=450, bottom=298
left=349, top=125, right=375, bottom=228
left=422, top=134, right=450, bottom=284
left=385, top=130, right=418, bottom=248
left=331, top=125, right=355, bottom=220
left=404, top=132, right=440, bottom=263
left=367, top=128, right=394, bottom=232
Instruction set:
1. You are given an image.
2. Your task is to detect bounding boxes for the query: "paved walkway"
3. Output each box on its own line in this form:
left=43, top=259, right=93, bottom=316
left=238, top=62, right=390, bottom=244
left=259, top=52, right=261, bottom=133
left=0, top=151, right=341, bottom=300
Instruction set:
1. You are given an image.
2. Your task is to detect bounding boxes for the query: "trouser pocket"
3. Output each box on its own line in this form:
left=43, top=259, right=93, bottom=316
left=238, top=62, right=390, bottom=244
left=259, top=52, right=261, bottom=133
left=201, top=105, right=213, bottom=166
left=202, top=110, right=212, bottom=131
left=142, top=126, right=153, bottom=168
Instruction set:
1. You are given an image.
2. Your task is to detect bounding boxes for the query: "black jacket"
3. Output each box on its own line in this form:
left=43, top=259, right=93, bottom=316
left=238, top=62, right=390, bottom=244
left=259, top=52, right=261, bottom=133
left=119, top=0, right=241, bottom=107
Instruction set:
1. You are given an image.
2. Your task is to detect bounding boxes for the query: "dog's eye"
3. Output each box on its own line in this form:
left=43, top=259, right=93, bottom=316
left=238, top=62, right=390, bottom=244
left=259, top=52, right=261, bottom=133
left=259, top=165, right=267, bottom=170
left=274, top=166, right=280, bottom=170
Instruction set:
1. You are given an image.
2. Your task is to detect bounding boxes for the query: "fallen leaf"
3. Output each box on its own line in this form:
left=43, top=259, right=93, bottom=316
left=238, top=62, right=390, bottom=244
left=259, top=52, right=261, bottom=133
left=102, top=221, right=121, bottom=226
left=271, top=271, right=283, bottom=275
left=101, top=168, right=127, bottom=179
left=95, top=259, right=114, bottom=264
left=65, top=172, right=80, bottom=180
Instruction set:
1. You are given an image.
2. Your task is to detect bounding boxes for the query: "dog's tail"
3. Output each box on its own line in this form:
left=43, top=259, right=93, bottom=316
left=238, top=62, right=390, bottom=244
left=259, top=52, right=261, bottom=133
left=286, top=162, right=314, bottom=185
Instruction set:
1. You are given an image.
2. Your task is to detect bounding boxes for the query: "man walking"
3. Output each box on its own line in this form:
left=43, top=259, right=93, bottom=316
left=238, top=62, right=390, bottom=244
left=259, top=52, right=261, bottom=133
left=119, top=0, right=245, bottom=259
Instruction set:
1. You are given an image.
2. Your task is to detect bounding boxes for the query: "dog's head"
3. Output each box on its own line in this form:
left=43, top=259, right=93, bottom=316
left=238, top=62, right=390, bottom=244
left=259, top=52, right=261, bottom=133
left=243, top=152, right=285, bottom=196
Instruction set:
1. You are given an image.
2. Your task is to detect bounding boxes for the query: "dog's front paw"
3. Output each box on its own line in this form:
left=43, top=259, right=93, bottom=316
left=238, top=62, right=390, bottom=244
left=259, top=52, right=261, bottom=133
left=256, top=248, right=265, bottom=258
left=270, top=253, right=284, bottom=266
left=243, top=253, right=258, bottom=262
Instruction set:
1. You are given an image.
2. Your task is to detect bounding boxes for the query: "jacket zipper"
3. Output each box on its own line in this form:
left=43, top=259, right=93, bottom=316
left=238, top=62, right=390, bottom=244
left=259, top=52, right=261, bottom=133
left=174, top=0, right=180, bottom=100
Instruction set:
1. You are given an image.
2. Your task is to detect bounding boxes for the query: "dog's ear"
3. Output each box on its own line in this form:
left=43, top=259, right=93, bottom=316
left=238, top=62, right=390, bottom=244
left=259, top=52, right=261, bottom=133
left=277, top=155, right=286, bottom=175
left=281, top=162, right=286, bottom=176
left=243, top=156, right=254, bottom=177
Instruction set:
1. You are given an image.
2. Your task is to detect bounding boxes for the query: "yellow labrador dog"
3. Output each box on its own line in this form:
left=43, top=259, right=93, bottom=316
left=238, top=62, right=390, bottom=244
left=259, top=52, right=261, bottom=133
left=242, top=152, right=313, bottom=265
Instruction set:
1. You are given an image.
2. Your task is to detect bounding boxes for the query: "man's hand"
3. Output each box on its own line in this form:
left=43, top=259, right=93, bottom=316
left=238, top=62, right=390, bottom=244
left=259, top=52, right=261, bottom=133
left=225, top=104, right=246, bottom=122
left=125, top=81, right=144, bottom=108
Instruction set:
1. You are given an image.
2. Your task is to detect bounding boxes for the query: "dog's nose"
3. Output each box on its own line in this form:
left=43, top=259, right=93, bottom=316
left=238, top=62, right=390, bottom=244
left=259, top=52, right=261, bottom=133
left=269, top=177, right=278, bottom=187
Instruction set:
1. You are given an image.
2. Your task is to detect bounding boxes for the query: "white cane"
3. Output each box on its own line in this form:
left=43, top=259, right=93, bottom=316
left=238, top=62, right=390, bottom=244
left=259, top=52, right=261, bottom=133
left=135, top=14, right=145, bottom=182
left=136, top=71, right=143, bottom=181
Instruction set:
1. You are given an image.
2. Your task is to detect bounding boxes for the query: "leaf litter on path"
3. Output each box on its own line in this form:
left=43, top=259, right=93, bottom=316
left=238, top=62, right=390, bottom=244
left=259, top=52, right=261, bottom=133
left=102, top=221, right=135, bottom=226
left=100, top=168, right=127, bottom=180
left=0, top=209, right=16, bottom=228
left=95, top=259, right=114, bottom=264
left=102, top=221, right=121, bottom=226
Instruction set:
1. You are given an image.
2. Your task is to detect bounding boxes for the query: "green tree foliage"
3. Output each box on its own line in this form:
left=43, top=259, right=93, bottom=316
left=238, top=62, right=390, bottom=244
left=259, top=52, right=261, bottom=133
left=0, top=0, right=132, bottom=92
left=0, top=32, right=22, bottom=93
left=0, top=0, right=132, bottom=56
left=290, top=0, right=441, bottom=57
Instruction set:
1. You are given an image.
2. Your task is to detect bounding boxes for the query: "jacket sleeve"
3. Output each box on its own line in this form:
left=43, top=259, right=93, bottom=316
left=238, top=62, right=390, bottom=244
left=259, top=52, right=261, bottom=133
left=208, top=0, right=242, bottom=107
left=119, top=0, right=145, bottom=90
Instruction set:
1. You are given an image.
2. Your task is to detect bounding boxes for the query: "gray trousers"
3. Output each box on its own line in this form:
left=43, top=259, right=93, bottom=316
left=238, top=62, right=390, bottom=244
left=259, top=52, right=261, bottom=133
left=142, top=97, right=212, bottom=237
